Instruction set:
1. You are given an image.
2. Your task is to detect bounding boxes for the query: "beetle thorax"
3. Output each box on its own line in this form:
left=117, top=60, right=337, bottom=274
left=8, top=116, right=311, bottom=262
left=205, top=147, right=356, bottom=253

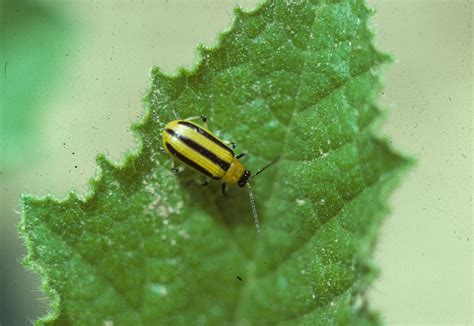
left=222, top=159, right=246, bottom=185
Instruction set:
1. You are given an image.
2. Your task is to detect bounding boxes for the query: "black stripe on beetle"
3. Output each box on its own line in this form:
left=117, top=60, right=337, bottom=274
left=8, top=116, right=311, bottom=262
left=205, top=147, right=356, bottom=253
left=165, top=142, right=220, bottom=179
left=165, top=129, right=230, bottom=171
left=178, top=121, right=234, bottom=156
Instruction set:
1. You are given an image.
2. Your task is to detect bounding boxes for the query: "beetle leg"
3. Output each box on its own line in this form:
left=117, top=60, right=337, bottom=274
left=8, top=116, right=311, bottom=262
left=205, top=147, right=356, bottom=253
left=221, top=183, right=227, bottom=197
left=200, top=177, right=210, bottom=187
left=199, top=115, right=207, bottom=124
left=236, top=152, right=247, bottom=160
left=185, top=115, right=208, bottom=129
left=223, top=140, right=237, bottom=149
left=171, top=167, right=179, bottom=174
left=172, top=162, right=185, bottom=174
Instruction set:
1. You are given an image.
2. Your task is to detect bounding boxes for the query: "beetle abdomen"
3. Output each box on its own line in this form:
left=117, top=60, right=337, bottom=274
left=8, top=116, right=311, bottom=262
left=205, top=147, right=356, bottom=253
left=162, top=120, right=234, bottom=179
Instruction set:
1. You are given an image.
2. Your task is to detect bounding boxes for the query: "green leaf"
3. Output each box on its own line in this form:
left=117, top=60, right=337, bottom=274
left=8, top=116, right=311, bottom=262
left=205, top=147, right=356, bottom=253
left=20, top=0, right=412, bottom=324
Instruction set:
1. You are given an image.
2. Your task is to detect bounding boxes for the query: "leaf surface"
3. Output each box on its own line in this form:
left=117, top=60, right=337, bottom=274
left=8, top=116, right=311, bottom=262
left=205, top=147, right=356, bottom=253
left=20, top=1, right=412, bottom=324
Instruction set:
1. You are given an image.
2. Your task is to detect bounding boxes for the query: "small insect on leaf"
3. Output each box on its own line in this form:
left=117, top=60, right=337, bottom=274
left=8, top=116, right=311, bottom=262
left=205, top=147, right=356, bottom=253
left=162, top=115, right=278, bottom=237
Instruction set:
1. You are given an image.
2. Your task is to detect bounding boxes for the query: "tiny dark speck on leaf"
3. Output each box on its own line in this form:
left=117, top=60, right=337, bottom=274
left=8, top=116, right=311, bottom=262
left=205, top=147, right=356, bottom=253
left=237, top=276, right=243, bottom=281
left=74, top=165, right=78, bottom=168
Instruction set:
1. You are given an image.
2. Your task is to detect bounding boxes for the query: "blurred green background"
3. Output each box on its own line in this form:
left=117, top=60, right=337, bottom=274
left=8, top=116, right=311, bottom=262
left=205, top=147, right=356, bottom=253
left=0, top=0, right=471, bottom=324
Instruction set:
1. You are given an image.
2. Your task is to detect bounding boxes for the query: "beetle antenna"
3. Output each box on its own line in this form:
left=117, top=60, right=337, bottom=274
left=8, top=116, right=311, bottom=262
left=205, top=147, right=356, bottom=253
left=246, top=183, right=260, bottom=239
left=252, top=156, right=280, bottom=179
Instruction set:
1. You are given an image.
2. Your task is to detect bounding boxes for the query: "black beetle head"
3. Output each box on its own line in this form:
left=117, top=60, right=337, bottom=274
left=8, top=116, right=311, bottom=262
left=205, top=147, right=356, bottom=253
left=238, top=170, right=251, bottom=187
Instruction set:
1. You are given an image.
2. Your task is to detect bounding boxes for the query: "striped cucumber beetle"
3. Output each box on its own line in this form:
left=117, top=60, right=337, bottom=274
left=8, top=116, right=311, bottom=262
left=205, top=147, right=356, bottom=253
left=162, top=115, right=278, bottom=238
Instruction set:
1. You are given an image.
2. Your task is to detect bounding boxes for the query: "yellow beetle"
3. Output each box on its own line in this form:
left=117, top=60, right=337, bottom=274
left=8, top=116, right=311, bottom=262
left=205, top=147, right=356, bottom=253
left=162, top=115, right=278, bottom=237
